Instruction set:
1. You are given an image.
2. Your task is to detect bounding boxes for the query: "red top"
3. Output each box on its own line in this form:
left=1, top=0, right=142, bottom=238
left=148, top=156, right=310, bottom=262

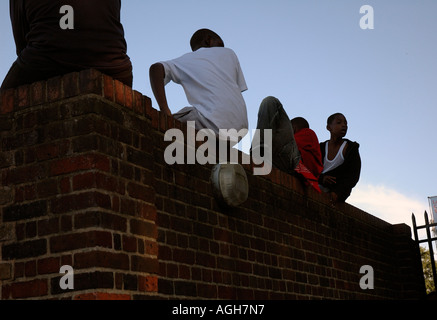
left=294, top=128, right=323, bottom=179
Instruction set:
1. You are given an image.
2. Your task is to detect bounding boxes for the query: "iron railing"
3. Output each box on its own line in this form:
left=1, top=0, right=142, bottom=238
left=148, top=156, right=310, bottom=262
left=412, top=211, right=437, bottom=292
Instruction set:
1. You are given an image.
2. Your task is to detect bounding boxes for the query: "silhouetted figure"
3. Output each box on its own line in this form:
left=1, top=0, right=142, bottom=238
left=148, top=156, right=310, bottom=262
left=319, top=113, right=361, bottom=204
left=1, top=0, right=132, bottom=90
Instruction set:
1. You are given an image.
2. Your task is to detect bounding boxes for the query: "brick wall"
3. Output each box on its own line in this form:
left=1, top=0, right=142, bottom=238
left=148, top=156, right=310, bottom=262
left=0, top=70, right=425, bottom=300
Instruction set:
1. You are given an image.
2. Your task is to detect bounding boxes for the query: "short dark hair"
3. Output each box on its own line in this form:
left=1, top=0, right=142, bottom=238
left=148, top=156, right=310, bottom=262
left=190, top=28, right=223, bottom=51
left=291, top=117, right=309, bottom=132
left=327, top=113, right=344, bottom=125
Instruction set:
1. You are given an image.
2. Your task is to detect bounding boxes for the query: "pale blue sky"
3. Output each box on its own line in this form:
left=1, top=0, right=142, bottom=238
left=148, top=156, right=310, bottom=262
left=1, top=1, right=436, bottom=229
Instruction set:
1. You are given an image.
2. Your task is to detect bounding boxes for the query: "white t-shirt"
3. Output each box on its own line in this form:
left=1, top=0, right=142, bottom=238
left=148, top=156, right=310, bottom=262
left=160, top=47, right=248, bottom=134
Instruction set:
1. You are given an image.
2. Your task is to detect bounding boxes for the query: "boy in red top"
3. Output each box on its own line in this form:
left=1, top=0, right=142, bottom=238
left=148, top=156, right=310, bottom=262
left=291, top=117, right=323, bottom=192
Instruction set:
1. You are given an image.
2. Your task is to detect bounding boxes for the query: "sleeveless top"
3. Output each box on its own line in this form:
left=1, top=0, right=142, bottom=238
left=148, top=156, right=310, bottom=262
left=322, top=141, right=347, bottom=174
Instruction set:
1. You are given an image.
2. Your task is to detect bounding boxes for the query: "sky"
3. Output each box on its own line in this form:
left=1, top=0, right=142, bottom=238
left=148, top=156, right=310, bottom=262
left=1, top=0, right=436, bottom=241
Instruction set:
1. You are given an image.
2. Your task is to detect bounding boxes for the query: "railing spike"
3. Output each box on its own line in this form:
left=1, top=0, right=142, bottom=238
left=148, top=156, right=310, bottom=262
left=425, top=211, right=430, bottom=224
left=412, top=213, right=419, bottom=242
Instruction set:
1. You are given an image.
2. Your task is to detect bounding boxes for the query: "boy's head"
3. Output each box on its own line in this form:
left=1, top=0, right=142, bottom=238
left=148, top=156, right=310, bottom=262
left=190, top=29, right=225, bottom=51
left=291, top=117, right=309, bottom=134
left=326, top=113, right=348, bottom=137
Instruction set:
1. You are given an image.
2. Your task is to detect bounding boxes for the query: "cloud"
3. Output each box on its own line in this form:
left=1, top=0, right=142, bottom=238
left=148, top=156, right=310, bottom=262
left=348, top=184, right=437, bottom=254
left=347, top=184, right=429, bottom=234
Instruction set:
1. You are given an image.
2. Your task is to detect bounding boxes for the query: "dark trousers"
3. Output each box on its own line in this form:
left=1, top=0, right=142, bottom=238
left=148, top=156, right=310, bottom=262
left=252, top=96, right=301, bottom=173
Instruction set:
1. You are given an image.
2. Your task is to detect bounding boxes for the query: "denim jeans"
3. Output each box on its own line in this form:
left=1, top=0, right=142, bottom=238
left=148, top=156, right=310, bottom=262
left=252, top=96, right=301, bottom=173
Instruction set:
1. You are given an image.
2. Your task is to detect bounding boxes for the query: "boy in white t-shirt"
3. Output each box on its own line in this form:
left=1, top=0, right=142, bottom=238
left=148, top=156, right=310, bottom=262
left=149, top=29, right=248, bottom=143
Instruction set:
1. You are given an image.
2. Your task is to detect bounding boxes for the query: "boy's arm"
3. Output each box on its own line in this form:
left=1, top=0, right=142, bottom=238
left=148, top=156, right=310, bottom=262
left=149, top=63, right=172, bottom=116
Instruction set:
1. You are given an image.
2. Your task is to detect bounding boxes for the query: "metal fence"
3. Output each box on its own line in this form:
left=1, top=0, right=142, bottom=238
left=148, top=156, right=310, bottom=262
left=412, top=211, right=437, bottom=292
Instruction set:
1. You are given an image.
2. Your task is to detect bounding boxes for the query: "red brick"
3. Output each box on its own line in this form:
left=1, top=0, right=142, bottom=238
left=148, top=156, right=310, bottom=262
left=47, top=76, right=63, bottom=102
left=115, top=273, right=123, bottom=289
left=133, top=90, right=144, bottom=115
left=17, top=85, right=30, bottom=108
left=138, top=275, right=158, bottom=292
left=3, top=200, right=47, bottom=222
left=20, top=112, right=37, bottom=129
left=127, top=182, right=155, bottom=203
left=144, top=96, right=153, bottom=118
left=72, top=172, right=96, bottom=190
left=36, top=179, right=58, bottom=198
left=3, top=239, right=47, bottom=259
left=50, top=191, right=111, bottom=214
left=30, top=81, right=46, bottom=106
left=122, top=235, right=137, bottom=252
left=144, top=240, right=158, bottom=256
left=62, top=72, right=79, bottom=98
left=124, top=85, right=133, bottom=109
left=74, top=292, right=131, bottom=300
left=139, top=203, right=157, bottom=220
left=114, top=80, right=125, bottom=106
left=103, top=75, right=114, bottom=101
left=61, top=255, right=73, bottom=267
left=79, top=69, right=103, bottom=95
left=130, top=255, right=159, bottom=274
left=59, top=177, right=71, bottom=193
left=96, top=172, right=122, bottom=193
left=13, top=262, right=24, bottom=279
left=148, top=106, right=159, bottom=129
left=74, top=211, right=127, bottom=232
left=50, top=154, right=110, bottom=176
left=111, top=194, right=120, bottom=212
left=60, top=214, right=73, bottom=232
left=25, top=221, right=37, bottom=238
left=7, top=279, right=48, bottom=299
left=15, top=223, right=25, bottom=241
left=0, top=263, right=12, bottom=280
left=74, top=250, right=129, bottom=270
left=130, top=219, right=157, bottom=238
left=37, top=257, right=61, bottom=275
left=14, top=185, right=36, bottom=202
left=1, top=88, right=14, bottom=114
left=50, top=230, right=113, bottom=253
left=35, top=143, right=60, bottom=161
left=25, top=260, right=37, bottom=277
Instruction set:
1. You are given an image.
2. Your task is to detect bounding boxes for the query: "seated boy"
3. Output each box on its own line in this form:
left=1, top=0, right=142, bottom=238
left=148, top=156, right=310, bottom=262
left=319, top=113, right=361, bottom=204
left=291, top=117, right=323, bottom=192
left=149, top=29, right=248, bottom=145
left=291, top=117, right=323, bottom=180
left=1, top=0, right=132, bottom=89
